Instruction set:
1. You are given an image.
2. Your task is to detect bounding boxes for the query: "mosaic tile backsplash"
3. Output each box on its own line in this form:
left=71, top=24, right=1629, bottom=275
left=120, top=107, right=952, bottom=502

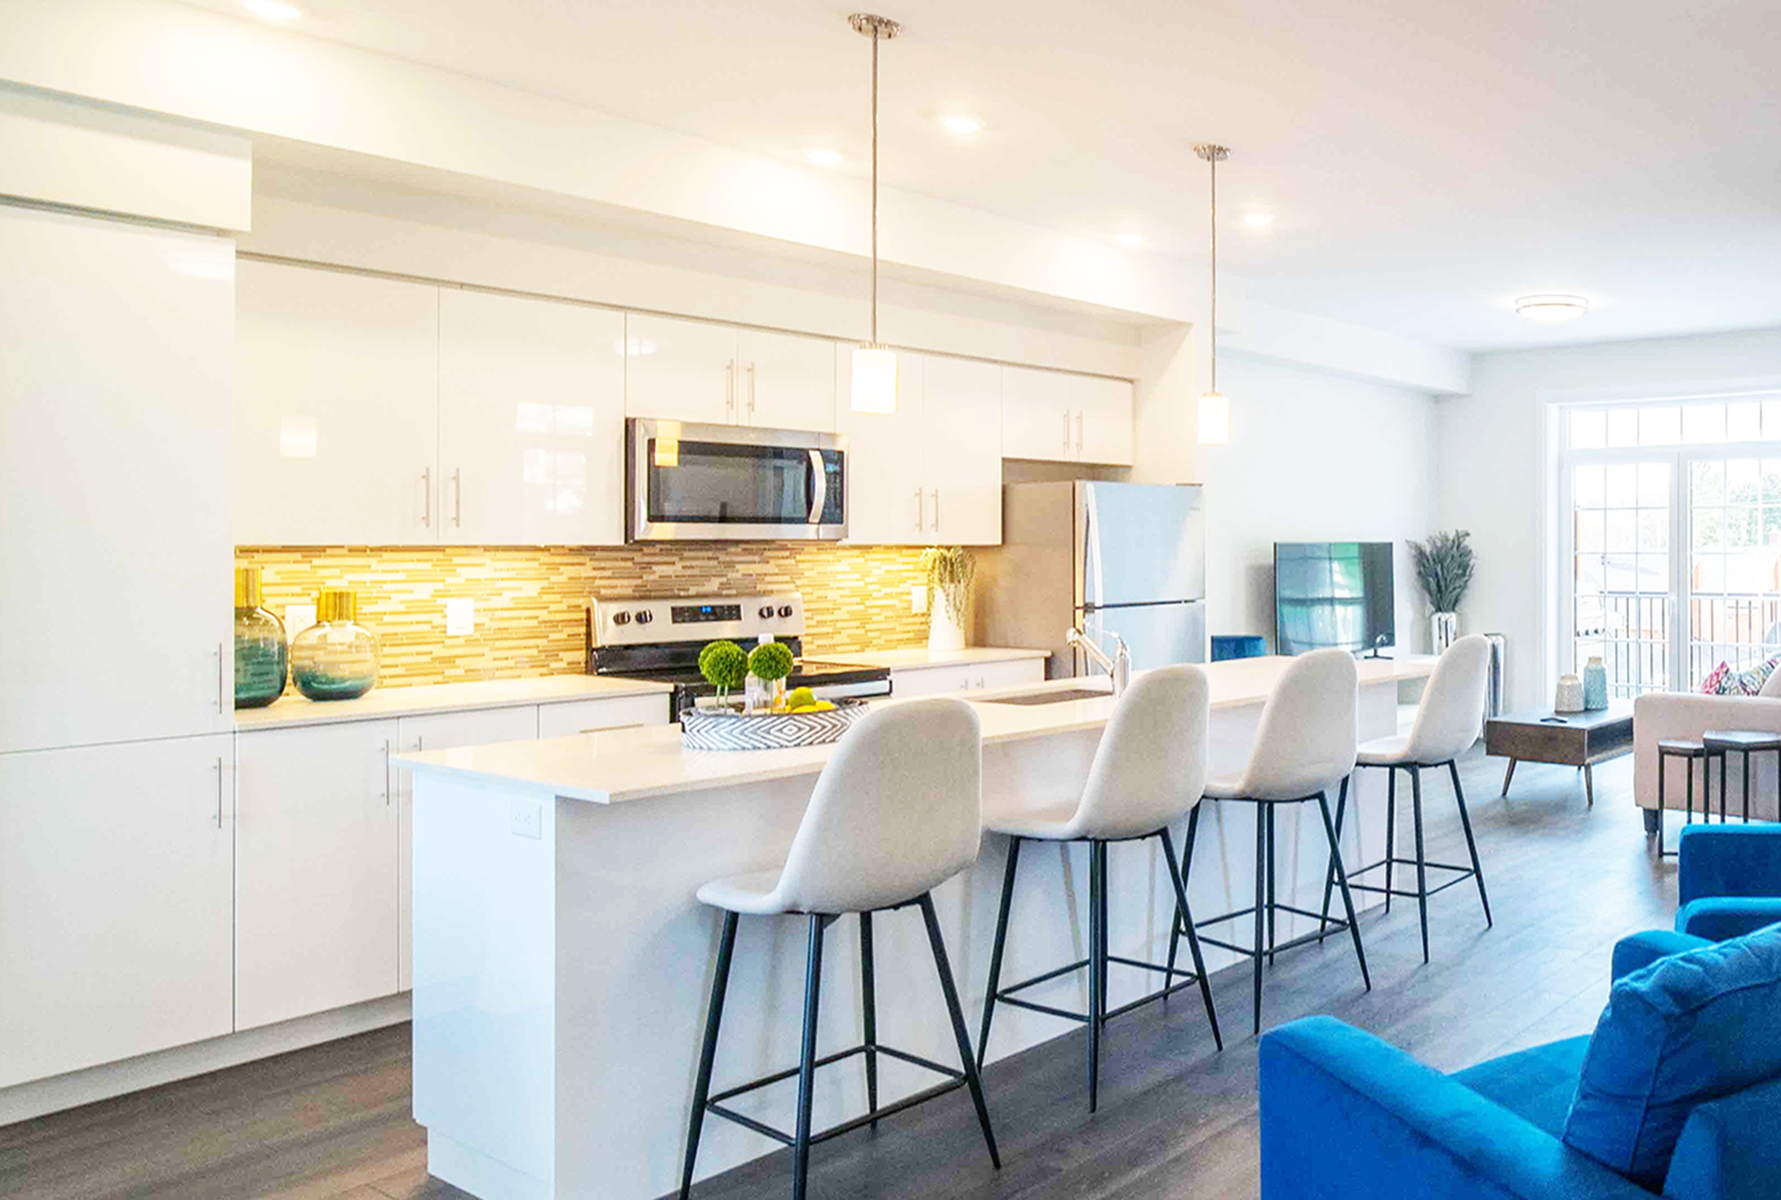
left=236, top=545, right=934, bottom=689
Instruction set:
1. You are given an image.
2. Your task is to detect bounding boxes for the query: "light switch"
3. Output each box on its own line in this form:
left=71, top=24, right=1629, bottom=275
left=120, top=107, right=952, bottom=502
left=445, top=597, right=475, bottom=637
left=285, top=603, right=317, bottom=635
left=910, top=584, right=928, bottom=614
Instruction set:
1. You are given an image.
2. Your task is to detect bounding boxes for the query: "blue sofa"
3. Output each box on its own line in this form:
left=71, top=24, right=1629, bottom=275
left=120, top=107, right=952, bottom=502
left=1260, top=839, right=1781, bottom=1200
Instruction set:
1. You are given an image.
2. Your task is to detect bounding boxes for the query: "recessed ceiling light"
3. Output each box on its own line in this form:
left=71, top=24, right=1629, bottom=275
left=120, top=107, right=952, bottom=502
left=1116, top=232, right=1145, bottom=248
left=939, top=114, right=985, bottom=135
left=242, top=0, right=302, bottom=18
left=805, top=148, right=843, bottom=167
left=1243, top=212, right=1274, bottom=227
left=1515, top=293, right=1591, bottom=322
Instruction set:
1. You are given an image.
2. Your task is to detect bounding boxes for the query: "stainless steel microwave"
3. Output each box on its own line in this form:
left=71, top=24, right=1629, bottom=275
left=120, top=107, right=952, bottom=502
left=626, top=419, right=848, bottom=541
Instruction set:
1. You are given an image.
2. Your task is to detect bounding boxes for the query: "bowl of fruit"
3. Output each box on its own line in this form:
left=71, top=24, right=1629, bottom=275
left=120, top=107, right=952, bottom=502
left=679, top=642, right=871, bottom=752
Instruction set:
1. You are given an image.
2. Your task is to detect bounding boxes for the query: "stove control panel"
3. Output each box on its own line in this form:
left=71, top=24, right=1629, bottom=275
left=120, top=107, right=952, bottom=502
left=592, top=593, right=805, bottom=647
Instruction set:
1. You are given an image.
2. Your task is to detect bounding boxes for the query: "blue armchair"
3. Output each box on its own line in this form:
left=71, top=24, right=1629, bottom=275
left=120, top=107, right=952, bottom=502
left=1260, top=924, right=1781, bottom=1200
left=1674, top=825, right=1781, bottom=942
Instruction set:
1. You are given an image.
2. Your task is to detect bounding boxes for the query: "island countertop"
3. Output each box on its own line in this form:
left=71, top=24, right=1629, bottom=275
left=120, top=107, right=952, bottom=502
left=396, top=654, right=1436, bottom=805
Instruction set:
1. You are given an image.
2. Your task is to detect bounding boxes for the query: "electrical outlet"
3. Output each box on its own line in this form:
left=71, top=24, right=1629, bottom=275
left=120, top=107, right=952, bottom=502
left=910, top=584, right=928, bottom=614
left=510, top=799, right=542, bottom=840
left=285, top=603, right=317, bottom=634
left=445, top=597, right=475, bottom=637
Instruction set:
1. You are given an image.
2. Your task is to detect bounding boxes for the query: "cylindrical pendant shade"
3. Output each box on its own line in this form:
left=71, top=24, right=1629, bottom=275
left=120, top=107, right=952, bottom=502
left=851, top=345, right=898, bottom=413
left=1197, top=391, right=1230, bottom=445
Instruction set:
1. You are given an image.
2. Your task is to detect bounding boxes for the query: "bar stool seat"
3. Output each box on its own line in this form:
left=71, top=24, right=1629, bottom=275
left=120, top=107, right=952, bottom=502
left=693, top=869, right=795, bottom=915
left=1355, top=735, right=1412, bottom=765
left=985, top=802, right=1093, bottom=839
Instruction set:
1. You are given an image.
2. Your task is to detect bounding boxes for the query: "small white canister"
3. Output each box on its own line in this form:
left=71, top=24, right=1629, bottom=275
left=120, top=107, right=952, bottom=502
left=1555, top=673, right=1586, bottom=714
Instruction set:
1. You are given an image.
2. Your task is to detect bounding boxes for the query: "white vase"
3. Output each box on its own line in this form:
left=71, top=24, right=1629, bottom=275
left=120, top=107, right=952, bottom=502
left=928, top=592, right=967, bottom=652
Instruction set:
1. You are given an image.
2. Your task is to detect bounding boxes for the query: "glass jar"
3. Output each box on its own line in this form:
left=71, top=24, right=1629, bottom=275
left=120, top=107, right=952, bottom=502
left=291, top=588, right=379, bottom=701
left=233, top=565, right=288, bottom=709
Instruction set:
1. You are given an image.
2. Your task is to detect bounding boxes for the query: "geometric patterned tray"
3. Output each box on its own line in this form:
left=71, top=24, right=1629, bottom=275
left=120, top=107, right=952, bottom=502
left=680, top=698, right=870, bottom=752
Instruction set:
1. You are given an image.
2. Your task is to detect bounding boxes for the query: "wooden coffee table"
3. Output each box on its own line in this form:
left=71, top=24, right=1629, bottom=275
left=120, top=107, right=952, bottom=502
left=1484, top=702, right=1635, bottom=807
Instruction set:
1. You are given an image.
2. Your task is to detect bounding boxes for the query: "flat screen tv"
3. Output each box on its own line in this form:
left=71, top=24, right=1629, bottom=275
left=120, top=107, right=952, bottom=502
left=1274, top=542, right=1395, bottom=656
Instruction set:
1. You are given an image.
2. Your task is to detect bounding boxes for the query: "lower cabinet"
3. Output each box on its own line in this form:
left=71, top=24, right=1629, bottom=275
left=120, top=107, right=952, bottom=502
left=0, top=735, right=235, bottom=1088
left=235, top=719, right=401, bottom=1031
left=536, top=693, right=670, bottom=737
left=890, top=658, right=1046, bottom=697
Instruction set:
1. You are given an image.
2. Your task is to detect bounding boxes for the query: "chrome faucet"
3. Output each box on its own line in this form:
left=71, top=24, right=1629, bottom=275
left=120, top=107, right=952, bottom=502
left=1067, top=627, right=1130, bottom=697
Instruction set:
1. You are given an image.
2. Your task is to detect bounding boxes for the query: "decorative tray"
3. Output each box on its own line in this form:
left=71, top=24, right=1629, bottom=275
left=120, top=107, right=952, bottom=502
left=680, top=698, right=869, bottom=752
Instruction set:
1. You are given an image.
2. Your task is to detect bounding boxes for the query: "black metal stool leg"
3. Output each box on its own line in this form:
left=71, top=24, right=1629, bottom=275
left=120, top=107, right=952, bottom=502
left=976, top=836, right=1020, bottom=1069
left=680, top=911, right=739, bottom=1200
left=1449, top=760, right=1492, bottom=926
left=1168, top=805, right=1203, bottom=974
left=791, top=913, right=831, bottom=1200
left=1086, top=841, right=1105, bottom=1111
left=1384, top=768, right=1398, bottom=914
left=918, top=894, right=1001, bottom=1168
left=1410, top=766, right=1430, bottom=964
left=1265, top=803, right=1279, bottom=967
left=1318, top=791, right=1371, bottom=991
left=1097, top=842, right=1111, bottom=1010
left=1251, top=803, right=1267, bottom=1036
left=1160, top=826, right=1221, bottom=1051
left=1318, top=774, right=1350, bottom=943
left=859, top=911, right=878, bottom=1127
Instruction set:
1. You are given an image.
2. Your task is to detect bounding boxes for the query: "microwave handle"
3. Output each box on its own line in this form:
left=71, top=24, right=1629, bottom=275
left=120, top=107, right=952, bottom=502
left=806, top=450, right=828, bottom=524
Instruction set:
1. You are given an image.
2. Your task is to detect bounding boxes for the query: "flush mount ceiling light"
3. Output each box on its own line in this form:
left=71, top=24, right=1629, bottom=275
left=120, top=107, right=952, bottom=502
left=849, top=13, right=902, bottom=414
left=805, top=148, right=844, bottom=167
left=1195, top=143, right=1231, bottom=445
left=939, top=113, right=985, bottom=135
left=242, top=0, right=302, bottom=18
left=1243, top=212, right=1274, bottom=227
left=1515, top=293, right=1591, bottom=322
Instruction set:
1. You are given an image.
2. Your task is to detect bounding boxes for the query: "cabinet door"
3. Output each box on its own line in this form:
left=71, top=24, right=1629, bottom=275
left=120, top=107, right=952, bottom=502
left=439, top=290, right=625, bottom=546
left=0, top=735, right=234, bottom=1088
left=536, top=694, right=671, bottom=738
left=836, top=351, right=928, bottom=545
left=622, top=313, right=738, bottom=424
left=1001, top=365, right=1076, bottom=462
left=921, top=355, right=1003, bottom=545
left=1073, top=375, right=1135, bottom=466
left=0, top=208, right=233, bottom=753
left=394, top=706, right=540, bottom=992
left=737, top=328, right=837, bottom=432
left=236, top=719, right=400, bottom=1029
left=889, top=666, right=976, bottom=697
left=235, top=261, right=441, bottom=545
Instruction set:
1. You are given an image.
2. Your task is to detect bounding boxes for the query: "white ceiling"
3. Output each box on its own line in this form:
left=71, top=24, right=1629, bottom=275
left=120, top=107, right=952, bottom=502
left=186, top=0, right=1781, bottom=352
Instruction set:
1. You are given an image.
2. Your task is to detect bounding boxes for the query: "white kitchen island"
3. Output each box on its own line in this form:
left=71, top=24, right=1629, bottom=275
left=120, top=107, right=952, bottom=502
left=398, top=655, right=1435, bottom=1200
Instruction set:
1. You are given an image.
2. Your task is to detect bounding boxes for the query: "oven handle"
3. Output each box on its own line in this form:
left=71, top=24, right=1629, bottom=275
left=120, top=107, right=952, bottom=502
left=806, top=449, right=827, bottom=525
left=810, top=678, right=893, bottom=700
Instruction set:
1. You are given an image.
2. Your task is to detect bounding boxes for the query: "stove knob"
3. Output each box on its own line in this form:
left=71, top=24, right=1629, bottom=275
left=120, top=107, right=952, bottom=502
left=611, top=611, right=630, bottom=626
left=759, top=605, right=775, bottom=619
left=777, top=604, right=794, bottom=619
left=634, top=610, right=654, bottom=625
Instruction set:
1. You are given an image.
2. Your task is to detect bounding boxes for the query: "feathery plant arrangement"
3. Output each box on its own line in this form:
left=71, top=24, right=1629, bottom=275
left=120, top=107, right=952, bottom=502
left=1409, top=530, right=1476, bottom=613
left=921, top=546, right=976, bottom=624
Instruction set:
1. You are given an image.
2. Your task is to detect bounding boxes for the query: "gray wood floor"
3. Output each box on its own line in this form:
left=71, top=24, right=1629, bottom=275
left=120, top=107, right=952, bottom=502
left=0, top=748, right=1679, bottom=1200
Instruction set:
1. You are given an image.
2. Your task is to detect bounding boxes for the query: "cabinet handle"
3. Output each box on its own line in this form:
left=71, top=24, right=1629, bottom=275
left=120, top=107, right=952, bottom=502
left=914, top=487, right=924, bottom=532
left=747, top=362, right=757, bottom=419
left=216, top=642, right=227, bottom=713
left=1075, top=411, right=1085, bottom=453
left=1063, top=409, right=1072, bottom=455
left=383, top=739, right=392, bottom=806
left=419, top=467, right=432, bottom=528
left=214, top=756, right=225, bottom=829
left=451, top=468, right=462, bottom=528
left=931, top=488, right=940, bottom=532
left=726, top=359, right=735, bottom=419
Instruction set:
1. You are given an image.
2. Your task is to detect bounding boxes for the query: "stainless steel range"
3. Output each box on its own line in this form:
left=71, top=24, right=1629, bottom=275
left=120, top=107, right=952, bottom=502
left=586, top=592, right=892, bottom=717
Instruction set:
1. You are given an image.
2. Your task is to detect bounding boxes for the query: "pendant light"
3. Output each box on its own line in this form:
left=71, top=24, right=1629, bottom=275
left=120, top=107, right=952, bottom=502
left=1194, top=143, right=1231, bottom=445
left=849, top=12, right=901, bottom=413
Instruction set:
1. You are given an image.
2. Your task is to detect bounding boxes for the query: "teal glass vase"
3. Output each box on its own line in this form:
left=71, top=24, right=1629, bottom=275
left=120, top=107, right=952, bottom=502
left=291, top=589, right=379, bottom=701
left=1582, top=656, right=1609, bottom=710
left=233, top=566, right=288, bottom=709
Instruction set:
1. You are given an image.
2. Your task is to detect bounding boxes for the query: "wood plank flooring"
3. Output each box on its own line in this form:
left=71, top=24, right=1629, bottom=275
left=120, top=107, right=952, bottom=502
left=0, top=748, right=1681, bottom=1200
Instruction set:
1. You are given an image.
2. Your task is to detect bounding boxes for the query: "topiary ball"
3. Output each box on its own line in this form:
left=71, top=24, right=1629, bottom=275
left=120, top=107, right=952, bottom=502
left=697, top=640, right=749, bottom=690
left=747, top=640, right=795, bottom=683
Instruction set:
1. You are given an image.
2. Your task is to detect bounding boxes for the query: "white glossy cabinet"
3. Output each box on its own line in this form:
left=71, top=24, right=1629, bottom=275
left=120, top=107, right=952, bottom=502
left=1001, top=365, right=1134, bottom=466
left=0, top=207, right=234, bottom=754
left=438, top=290, right=625, bottom=546
left=625, top=313, right=835, bottom=431
left=838, top=353, right=1001, bottom=545
left=235, top=260, right=440, bottom=546
left=536, top=693, right=671, bottom=738
left=1072, top=374, right=1135, bottom=465
left=393, top=706, right=541, bottom=992
left=235, top=720, right=400, bottom=1030
left=889, top=659, right=1046, bottom=697
left=0, top=735, right=235, bottom=1088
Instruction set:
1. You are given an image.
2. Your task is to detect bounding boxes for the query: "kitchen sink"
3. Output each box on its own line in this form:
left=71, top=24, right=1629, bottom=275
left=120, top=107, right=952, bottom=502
left=978, top=688, right=1113, bottom=705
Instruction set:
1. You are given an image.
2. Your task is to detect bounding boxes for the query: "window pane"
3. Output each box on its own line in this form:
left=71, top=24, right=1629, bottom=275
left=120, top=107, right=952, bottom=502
left=1695, top=554, right=1725, bottom=592
left=1638, top=508, right=1668, bottom=550
left=1576, top=555, right=1604, bottom=599
left=1684, top=404, right=1727, bottom=444
left=1764, top=401, right=1781, bottom=439
left=1728, top=402, right=1763, bottom=442
left=1726, top=506, right=1758, bottom=549
left=1605, top=463, right=1637, bottom=507
left=1640, top=555, right=1670, bottom=594
left=1577, top=510, right=1606, bottom=552
left=1605, top=552, right=1637, bottom=591
left=1693, top=507, right=1724, bottom=550
left=1606, top=509, right=1636, bottom=551
left=1765, top=506, right=1781, bottom=549
left=1693, top=460, right=1725, bottom=506
left=1570, top=410, right=1607, bottom=448
left=1574, top=464, right=1605, bottom=506
left=1640, top=406, right=1681, bottom=446
left=1607, top=408, right=1639, bottom=447
left=1727, top=458, right=1761, bottom=503
left=1638, top=461, right=1670, bottom=506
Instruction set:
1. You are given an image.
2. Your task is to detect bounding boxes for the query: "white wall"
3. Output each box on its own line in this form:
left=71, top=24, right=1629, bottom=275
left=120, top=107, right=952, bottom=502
left=1436, top=327, right=1781, bottom=711
left=1194, top=354, right=1439, bottom=651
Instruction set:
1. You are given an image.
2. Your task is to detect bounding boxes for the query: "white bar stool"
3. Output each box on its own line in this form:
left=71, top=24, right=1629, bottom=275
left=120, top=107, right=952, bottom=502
left=678, top=698, right=998, bottom=1200
left=1317, top=634, right=1493, bottom=963
left=1179, top=648, right=1369, bottom=1037
left=977, top=665, right=1222, bottom=1113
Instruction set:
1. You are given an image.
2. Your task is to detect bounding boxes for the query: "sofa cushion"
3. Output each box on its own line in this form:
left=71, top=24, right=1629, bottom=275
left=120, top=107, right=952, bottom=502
left=1761, top=664, right=1781, bottom=699
left=1453, top=1036, right=1591, bottom=1138
left=1563, top=924, right=1781, bottom=1189
left=1699, top=662, right=1731, bottom=694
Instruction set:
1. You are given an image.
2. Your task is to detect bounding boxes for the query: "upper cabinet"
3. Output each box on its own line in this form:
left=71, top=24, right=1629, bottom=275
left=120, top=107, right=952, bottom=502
left=438, top=289, right=624, bottom=546
left=625, top=313, right=835, bottom=431
left=236, top=260, right=440, bottom=546
left=1001, top=364, right=1134, bottom=466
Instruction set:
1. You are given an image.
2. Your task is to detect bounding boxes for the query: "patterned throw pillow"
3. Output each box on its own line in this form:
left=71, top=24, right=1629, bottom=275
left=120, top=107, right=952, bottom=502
left=1725, top=655, right=1781, bottom=696
left=1700, top=662, right=1731, bottom=694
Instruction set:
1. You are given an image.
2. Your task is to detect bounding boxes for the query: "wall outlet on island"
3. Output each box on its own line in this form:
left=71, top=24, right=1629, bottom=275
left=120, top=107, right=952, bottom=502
left=510, top=799, right=542, bottom=840
left=445, top=597, right=475, bottom=637
left=910, top=584, right=928, bottom=614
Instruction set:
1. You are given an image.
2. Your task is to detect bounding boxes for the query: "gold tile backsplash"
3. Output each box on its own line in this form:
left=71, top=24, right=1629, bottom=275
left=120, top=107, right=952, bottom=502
left=237, top=545, right=934, bottom=689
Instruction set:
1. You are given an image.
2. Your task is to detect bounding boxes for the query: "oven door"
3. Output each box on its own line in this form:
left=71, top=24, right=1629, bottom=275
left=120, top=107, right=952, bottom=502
left=628, top=419, right=847, bottom=541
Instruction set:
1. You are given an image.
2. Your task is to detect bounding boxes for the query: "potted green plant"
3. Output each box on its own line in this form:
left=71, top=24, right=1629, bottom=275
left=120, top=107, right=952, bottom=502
left=746, top=639, right=795, bottom=714
left=921, top=546, right=975, bottom=652
left=1408, top=530, right=1475, bottom=654
left=696, top=640, right=748, bottom=708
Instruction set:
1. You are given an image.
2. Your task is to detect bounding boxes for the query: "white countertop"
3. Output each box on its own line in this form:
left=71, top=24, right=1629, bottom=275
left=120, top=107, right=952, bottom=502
left=812, top=647, right=1051, bottom=669
left=234, top=674, right=673, bottom=731
left=397, top=655, right=1437, bottom=804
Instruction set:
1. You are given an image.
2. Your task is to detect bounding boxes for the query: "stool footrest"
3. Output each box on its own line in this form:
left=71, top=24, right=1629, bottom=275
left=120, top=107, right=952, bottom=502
left=703, top=1040, right=965, bottom=1148
left=991, top=953, right=1207, bottom=1028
